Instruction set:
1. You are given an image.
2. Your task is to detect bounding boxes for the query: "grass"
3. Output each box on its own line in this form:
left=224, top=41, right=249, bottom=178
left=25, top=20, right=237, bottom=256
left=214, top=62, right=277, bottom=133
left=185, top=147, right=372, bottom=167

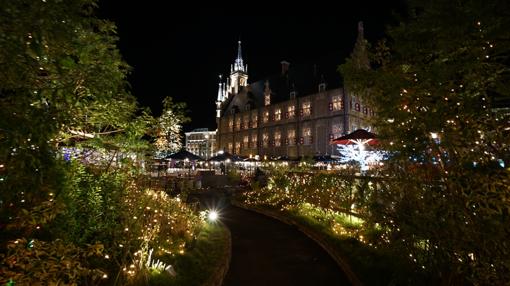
left=148, top=222, right=230, bottom=286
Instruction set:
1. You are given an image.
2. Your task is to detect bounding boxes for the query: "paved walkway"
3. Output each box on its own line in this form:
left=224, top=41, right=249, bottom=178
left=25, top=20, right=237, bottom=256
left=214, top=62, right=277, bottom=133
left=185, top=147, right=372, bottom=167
left=221, top=205, right=351, bottom=286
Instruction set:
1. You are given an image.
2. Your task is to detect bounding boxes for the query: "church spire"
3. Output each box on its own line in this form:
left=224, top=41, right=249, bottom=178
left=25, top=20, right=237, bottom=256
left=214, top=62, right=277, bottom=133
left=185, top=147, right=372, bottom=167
left=229, top=40, right=248, bottom=94
left=234, top=40, right=246, bottom=72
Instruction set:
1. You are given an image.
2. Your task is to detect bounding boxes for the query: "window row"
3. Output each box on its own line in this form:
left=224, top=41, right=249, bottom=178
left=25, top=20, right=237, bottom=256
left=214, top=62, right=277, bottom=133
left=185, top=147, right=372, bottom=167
left=226, top=97, right=375, bottom=132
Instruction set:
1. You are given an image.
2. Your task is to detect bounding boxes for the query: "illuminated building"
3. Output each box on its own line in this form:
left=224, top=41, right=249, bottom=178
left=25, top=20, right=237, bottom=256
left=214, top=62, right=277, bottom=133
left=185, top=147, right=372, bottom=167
left=184, top=128, right=216, bottom=159
left=215, top=23, right=373, bottom=158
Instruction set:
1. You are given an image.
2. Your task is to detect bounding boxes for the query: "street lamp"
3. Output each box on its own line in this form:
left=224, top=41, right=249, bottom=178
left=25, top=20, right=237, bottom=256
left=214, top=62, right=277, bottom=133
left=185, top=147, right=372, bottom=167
left=208, top=210, right=219, bottom=222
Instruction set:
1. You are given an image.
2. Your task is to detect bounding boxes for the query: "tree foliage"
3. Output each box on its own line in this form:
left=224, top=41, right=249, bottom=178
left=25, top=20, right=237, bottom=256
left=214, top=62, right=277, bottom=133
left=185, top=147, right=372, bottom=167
left=0, top=0, right=147, bottom=220
left=154, top=96, right=190, bottom=156
left=340, top=0, right=510, bottom=284
left=0, top=1, right=203, bottom=285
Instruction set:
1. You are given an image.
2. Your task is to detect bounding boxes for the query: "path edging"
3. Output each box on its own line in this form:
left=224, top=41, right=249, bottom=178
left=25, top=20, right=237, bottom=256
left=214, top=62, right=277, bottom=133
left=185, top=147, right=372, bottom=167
left=202, top=222, right=232, bottom=286
left=232, top=201, right=363, bottom=286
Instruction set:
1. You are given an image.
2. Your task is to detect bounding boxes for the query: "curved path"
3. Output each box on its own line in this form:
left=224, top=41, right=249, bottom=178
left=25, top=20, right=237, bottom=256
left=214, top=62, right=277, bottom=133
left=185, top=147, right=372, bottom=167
left=221, top=205, right=351, bottom=286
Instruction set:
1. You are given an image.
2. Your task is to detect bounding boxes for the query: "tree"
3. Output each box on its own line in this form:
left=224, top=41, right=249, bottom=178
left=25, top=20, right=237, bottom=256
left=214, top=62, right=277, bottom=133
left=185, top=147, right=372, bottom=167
left=0, top=0, right=157, bottom=221
left=0, top=2, right=208, bottom=285
left=336, top=144, right=385, bottom=172
left=340, top=0, right=510, bottom=284
left=154, top=96, right=190, bottom=157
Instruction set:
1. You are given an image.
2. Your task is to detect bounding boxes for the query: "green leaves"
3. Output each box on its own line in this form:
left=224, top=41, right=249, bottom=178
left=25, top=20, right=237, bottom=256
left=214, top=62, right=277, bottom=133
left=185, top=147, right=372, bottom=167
left=339, top=0, right=510, bottom=284
left=0, top=238, right=105, bottom=285
left=0, top=1, right=176, bottom=284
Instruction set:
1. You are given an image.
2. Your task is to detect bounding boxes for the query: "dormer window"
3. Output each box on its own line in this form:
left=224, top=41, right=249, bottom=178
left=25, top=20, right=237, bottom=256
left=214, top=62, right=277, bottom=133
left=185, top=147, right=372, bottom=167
left=264, top=94, right=270, bottom=106
left=319, top=83, right=326, bottom=92
left=245, top=103, right=251, bottom=111
left=290, top=91, right=297, bottom=99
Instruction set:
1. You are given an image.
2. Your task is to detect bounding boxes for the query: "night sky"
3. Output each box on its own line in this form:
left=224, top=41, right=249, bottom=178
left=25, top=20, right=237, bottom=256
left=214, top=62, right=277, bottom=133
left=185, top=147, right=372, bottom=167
left=98, top=2, right=406, bottom=132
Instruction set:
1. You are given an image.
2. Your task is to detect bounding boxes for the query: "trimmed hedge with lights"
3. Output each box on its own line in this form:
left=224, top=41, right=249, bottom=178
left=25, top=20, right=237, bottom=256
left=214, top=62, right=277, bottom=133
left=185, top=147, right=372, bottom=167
left=149, top=222, right=231, bottom=286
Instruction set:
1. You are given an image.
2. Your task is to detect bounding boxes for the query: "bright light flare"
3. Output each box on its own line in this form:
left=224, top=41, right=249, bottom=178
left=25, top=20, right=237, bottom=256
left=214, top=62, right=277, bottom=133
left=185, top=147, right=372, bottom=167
left=208, top=210, right=219, bottom=222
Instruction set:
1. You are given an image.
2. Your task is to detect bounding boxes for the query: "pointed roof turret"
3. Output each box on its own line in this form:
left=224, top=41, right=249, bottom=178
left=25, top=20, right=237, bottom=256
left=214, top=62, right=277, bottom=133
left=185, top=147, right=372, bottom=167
left=351, top=21, right=370, bottom=70
left=237, top=40, right=242, bottom=61
left=217, top=74, right=224, bottom=102
left=233, top=40, right=246, bottom=72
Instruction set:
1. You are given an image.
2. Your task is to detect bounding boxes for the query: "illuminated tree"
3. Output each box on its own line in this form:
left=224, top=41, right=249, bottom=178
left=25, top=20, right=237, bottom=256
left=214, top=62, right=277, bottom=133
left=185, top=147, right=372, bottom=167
left=336, top=144, right=385, bottom=171
left=0, top=2, right=205, bottom=284
left=0, top=0, right=153, bottom=218
left=341, top=0, right=510, bottom=284
left=154, top=96, right=190, bottom=157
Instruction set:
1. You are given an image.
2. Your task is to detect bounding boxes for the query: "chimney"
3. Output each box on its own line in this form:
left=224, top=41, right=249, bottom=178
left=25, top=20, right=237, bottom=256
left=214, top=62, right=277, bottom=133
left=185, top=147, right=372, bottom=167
left=280, top=60, right=290, bottom=75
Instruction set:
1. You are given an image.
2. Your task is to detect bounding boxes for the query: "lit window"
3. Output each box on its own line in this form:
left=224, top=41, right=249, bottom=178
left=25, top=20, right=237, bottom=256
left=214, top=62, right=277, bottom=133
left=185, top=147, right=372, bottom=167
left=301, top=102, right=311, bottom=117
left=251, top=133, right=258, bottom=148
left=302, top=126, right=312, bottom=145
left=332, top=123, right=342, bottom=139
left=251, top=114, right=258, bottom=128
left=263, top=132, right=269, bottom=147
left=235, top=142, right=241, bottom=154
left=243, top=135, right=249, bottom=147
left=331, top=95, right=343, bottom=111
left=287, top=129, right=295, bottom=145
left=287, top=105, right=295, bottom=119
left=275, top=109, right=281, bottom=121
left=243, top=115, right=249, bottom=129
left=274, top=131, right=281, bottom=147
left=235, top=118, right=241, bottom=130
left=263, top=110, right=269, bottom=123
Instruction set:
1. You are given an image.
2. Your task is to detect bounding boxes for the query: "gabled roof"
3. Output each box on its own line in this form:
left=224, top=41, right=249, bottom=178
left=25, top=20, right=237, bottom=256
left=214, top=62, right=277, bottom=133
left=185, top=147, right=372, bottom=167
left=223, top=62, right=341, bottom=114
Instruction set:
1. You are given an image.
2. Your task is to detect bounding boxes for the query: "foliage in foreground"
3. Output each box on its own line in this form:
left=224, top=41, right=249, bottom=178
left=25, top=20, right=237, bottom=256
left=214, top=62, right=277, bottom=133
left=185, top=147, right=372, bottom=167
left=241, top=169, right=423, bottom=284
left=242, top=161, right=510, bottom=285
left=148, top=223, right=230, bottom=286
left=0, top=1, right=202, bottom=285
left=1, top=161, right=204, bottom=285
left=339, top=0, right=510, bottom=284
